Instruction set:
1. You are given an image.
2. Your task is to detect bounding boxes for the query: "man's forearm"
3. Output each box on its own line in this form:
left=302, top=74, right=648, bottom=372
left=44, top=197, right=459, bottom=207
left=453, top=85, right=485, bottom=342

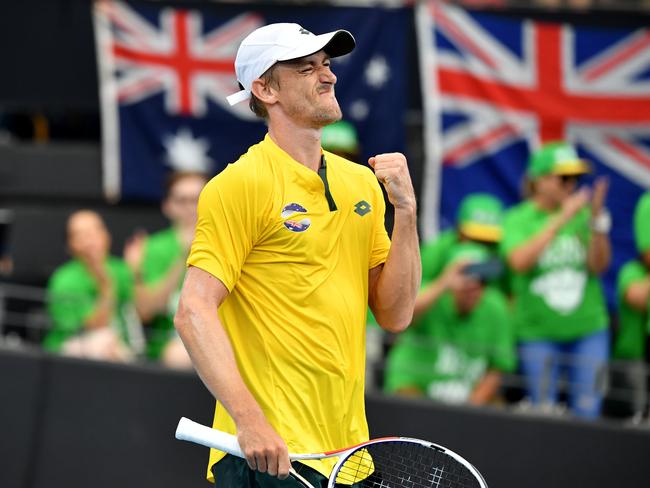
left=174, top=267, right=290, bottom=477
left=371, top=207, right=421, bottom=332
left=175, top=301, right=264, bottom=425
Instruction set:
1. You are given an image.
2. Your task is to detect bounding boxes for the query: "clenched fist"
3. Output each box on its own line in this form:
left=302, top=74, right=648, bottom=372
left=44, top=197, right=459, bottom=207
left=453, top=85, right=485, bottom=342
left=368, top=152, right=416, bottom=212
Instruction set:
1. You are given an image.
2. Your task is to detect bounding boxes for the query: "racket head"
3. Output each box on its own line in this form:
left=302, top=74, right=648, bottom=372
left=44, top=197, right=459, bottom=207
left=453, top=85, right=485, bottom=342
left=327, top=437, right=487, bottom=488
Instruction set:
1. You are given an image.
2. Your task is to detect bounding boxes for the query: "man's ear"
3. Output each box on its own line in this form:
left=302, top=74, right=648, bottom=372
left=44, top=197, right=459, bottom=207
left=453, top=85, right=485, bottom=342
left=251, top=78, right=278, bottom=105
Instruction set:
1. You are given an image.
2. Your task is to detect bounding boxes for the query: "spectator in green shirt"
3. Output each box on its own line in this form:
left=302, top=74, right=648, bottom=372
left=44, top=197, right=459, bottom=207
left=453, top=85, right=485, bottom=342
left=125, top=171, right=208, bottom=368
left=500, top=141, right=611, bottom=419
left=611, top=193, right=650, bottom=415
left=417, top=193, right=505, bottom=303
left=613, top=192, right=650, bottom=361
left=385, top=242, right=515, bottom=405
left=44, top=210, right=136, bottom=361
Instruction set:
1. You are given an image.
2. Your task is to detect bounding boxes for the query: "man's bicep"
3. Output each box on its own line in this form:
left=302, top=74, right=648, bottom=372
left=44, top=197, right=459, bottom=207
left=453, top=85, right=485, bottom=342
left=179, top=265, right=230, bottom=311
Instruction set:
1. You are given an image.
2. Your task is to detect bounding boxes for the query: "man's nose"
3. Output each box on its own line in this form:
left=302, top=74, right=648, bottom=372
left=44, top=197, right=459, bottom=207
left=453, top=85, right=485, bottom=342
left=320, top=66, right=337, bottom=84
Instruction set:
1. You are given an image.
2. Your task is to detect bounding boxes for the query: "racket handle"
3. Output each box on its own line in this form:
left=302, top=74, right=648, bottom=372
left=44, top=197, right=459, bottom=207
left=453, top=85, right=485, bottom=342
left=176, top=417, right=244, bottom=458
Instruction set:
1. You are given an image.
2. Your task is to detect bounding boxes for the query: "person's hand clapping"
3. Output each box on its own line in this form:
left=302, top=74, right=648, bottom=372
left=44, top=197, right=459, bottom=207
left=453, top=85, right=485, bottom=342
left=560, top=186, right=590, bottom=223
left=123, top=230, right=147, bottom=275
left=590, top=176, right=609, bottom=218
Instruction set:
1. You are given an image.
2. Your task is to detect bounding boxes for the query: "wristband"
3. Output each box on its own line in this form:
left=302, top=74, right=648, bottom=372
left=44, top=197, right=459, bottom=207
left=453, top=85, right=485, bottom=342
left=591, top=209, right=611, bottom=234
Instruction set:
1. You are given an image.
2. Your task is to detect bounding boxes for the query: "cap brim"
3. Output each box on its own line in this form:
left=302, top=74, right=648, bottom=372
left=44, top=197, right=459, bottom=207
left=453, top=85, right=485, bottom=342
left=277, top=30, right=355, bottom=62
left=459, top=223, right=502, bottom=243
left=553, top=159, right=591, bottom=176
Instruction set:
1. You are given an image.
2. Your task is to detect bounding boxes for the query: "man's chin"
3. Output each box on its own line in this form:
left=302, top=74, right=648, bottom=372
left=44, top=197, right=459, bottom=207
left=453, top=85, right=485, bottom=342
left=314, top=107, right=342, bottom=127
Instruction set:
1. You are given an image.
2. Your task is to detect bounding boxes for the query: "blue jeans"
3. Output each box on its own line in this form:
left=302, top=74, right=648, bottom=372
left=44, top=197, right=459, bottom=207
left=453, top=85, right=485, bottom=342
left=518, top=329, right=609, bottom=419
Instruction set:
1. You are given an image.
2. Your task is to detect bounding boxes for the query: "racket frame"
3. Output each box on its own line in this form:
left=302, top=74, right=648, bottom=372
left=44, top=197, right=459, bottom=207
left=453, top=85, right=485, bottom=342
left=175, top=417, right=488, bottom=488
left=326, top=436, right=488, bottom=488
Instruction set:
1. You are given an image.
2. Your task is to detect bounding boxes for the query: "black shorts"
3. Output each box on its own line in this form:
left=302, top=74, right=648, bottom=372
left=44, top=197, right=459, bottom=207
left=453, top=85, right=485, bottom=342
left=211, top=454, right=328, bottom=487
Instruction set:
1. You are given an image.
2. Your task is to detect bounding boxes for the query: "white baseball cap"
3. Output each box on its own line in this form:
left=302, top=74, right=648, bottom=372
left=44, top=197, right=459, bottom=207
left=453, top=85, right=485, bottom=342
left=226, top=23, right=356, bottom=106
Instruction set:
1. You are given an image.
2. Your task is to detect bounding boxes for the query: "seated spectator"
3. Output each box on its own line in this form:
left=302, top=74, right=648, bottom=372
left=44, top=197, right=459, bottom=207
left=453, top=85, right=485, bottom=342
left=124, top=171, right=207, bottom=369
left=500, top=141, right=611, bottom=419
left=610, top=192, right=650, bottom=417
left=417, top=193, right=505, bottom=294
left=384, top=242, right=515, bottom=406
left=44, top=210, right=137, bottom=362
left=613, top=192, right=650, bottom=360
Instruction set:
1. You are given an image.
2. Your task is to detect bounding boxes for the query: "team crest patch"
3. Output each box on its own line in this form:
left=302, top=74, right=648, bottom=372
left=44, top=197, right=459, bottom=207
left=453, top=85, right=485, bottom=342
left=281, top=202, right=307, bottom=219
left=282, top=203, right=311, bottom=232
left=354, top=200, right=371, bottom=216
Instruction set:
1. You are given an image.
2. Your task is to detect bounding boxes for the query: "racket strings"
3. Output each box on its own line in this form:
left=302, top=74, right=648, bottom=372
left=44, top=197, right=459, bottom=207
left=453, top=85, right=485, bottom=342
left=333, top=441, right=482, bottom=487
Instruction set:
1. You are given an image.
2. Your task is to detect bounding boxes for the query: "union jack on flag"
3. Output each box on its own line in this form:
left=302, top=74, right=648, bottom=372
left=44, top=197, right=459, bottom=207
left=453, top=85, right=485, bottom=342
left=93, top=0, right=408, bottom=201
left=416, top=1, right=650, bottom=302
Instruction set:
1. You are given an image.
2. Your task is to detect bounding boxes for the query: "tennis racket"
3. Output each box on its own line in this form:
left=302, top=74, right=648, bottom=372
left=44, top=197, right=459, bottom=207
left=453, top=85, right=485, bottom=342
left=175, top=417, right=488, bottom=488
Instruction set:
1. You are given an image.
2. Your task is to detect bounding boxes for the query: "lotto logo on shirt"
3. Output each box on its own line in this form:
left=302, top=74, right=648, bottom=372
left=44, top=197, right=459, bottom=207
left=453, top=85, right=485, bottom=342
left=281, top=202, right=311, bottom=233
left=354, top=200, right=371, bottom=216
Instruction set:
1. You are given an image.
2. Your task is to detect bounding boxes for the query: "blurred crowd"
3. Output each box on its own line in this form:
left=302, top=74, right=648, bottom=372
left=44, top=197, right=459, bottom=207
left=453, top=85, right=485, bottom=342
left=326, top=122, right=650, bottom=422
left=41, top=171, right=208, bottom=370
left=0, top=119, right=648, bottom=424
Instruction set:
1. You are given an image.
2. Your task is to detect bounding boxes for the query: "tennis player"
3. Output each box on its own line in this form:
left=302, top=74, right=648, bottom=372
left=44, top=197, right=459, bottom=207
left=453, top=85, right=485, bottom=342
left=174, top=23, right=420, bottom=486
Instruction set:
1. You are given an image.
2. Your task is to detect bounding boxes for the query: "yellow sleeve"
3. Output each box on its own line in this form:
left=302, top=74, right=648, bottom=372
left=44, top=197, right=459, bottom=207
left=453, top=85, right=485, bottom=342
left=187, top=164, right=265, bottom=291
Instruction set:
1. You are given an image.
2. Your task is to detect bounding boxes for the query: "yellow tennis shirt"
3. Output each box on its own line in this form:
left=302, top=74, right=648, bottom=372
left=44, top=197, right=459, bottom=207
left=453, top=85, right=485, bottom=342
left=187, top=134, right=391, bottom=482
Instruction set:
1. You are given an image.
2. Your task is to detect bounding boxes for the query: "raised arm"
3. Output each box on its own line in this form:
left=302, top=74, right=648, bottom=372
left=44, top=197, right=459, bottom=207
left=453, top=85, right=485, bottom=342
left=586, top=177, right=611, bottom=275
left=368, top=153, right=421, bottom=333
left=124, top=231, right=188, bottom=322
left=174, top=266, right=290, bottom=479
left=508, top=188, right=590, bottom=273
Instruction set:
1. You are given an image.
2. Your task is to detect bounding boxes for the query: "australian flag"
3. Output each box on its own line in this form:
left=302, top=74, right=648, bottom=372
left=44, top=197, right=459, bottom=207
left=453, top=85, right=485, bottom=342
left=93, top=0, right=408, bottom=201
left=416, top=1, right=650, bottom=305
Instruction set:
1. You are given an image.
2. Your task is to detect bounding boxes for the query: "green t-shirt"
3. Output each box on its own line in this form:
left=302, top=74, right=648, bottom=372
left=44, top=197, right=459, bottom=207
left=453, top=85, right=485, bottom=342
left=420, top=230, right=458, bottom=282
left=613, top=260, right=649, bottom=360
left=420, top=230, right=507, bottom=293
left=634, top=192, right=650, bottom=254
left=384, top=288, right=515, bottom=403
left=500, top=201, right=607, bottom=341
left=141, top=227, right=185, bottom=359
left=44, top=257, right=134, bottom=352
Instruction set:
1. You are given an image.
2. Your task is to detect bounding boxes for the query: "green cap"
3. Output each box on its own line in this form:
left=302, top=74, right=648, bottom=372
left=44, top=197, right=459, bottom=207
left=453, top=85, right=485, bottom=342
left=446, top=241, right=490, bottom=267
left=634, top=192, right=650, bottom=253
left=456, top=193, right=504, bottom=243
left=528, top=141, right=591, bottom=179
left=321, top=120, right=359, bottom=154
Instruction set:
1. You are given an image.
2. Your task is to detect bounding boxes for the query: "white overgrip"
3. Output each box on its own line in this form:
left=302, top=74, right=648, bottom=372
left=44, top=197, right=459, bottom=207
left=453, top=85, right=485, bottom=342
left=175, top=417, right=244, bottom=458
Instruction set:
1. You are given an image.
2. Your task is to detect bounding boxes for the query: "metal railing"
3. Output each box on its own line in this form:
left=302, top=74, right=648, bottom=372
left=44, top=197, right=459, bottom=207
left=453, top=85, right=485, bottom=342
left=368, top=328, right=650, bottom=424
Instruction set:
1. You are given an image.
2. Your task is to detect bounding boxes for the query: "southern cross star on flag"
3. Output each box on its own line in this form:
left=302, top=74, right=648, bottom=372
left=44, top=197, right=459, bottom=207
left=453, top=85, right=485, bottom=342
left=93, top=0, right=408, bottom=201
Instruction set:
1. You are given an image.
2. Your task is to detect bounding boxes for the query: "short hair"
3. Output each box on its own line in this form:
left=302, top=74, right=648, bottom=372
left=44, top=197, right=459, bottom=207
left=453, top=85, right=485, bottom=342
left=164, top=171, right=209, bottom=199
